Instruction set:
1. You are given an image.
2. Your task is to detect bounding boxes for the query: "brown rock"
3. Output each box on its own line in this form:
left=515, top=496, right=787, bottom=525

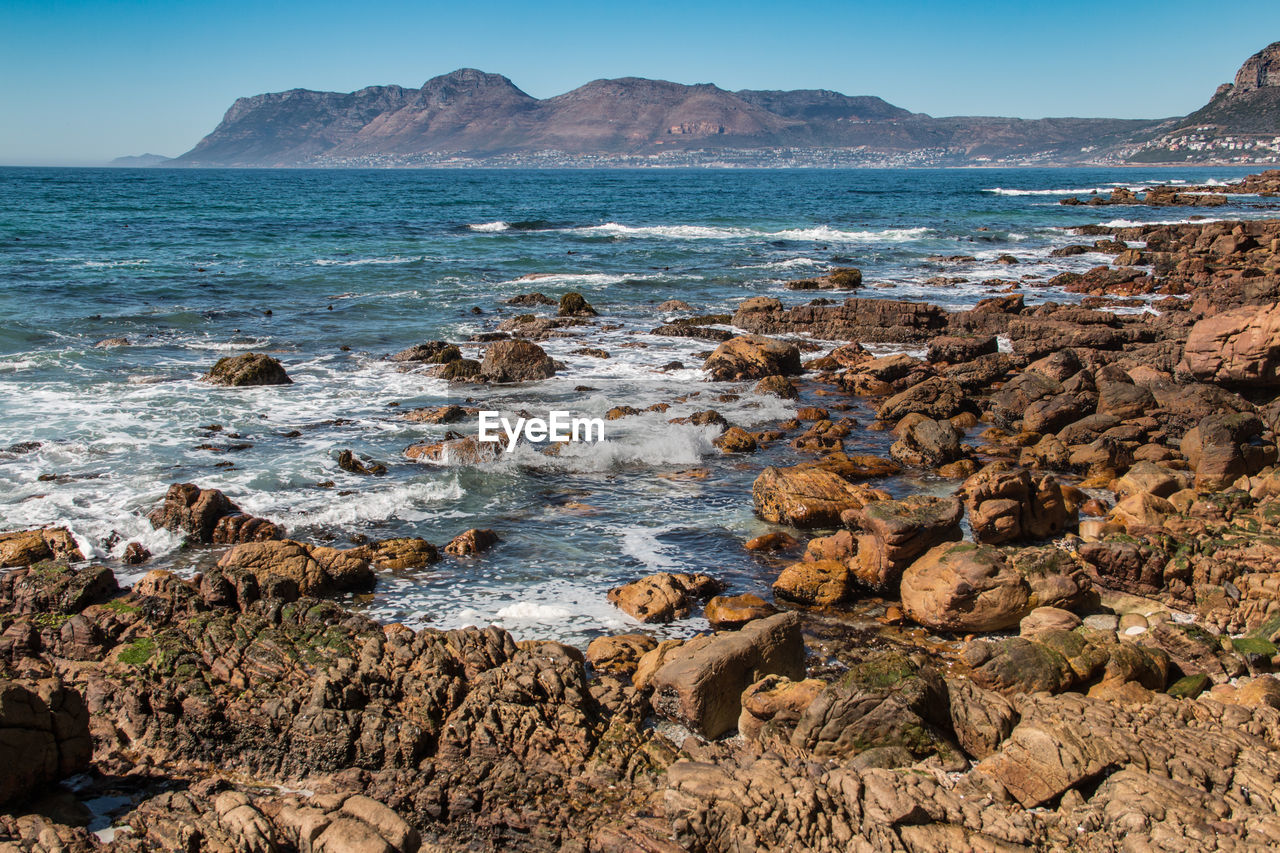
left=743, top=531, right=799, bottom=552
left=704, top=335, right=802, bottom=381
left=148, top=483, right=280, bottom=545
left=961, top=463, right=1074, bottom=544
left=0, top=528, right=83, bottom=568
left=900, top=542, right=1032, bottom=632
left=557, top=291, right=597, bottom=317
left=649, top=612, right=804, bottom=738
left=607, top=572, right=721, bottom=623
left=204, top=352, right=292, bottom=386
left=479, top=339, right=557, bottom=382
left=216, top=540, right=373, bottom=595
left=772, top=559, right=855, bottom=606
left=443, top=528, right=498, bottom=556
left=713, top=426, right=757, bottom=453
left=889, top=417, right=963, bottom=467
left=752, top=465, right=879, bottom=528
left=1181, top=303, right=1280, bottom=386
left=704, top=593, right=778, bottom=629
left=738, top=674, right=826, bottom=741
left=404, top=435, right=502, bottom=464
left=586, top=633, right=659, bottom=676
left=848, top=496, right=963, bottom=592
left=350, top=537, right=439, bottom=569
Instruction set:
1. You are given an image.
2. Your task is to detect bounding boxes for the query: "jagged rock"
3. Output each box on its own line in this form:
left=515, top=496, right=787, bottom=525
left=946, top=678, right=1018, bottom=759
left=738, top=675, right=825, bottom=741
left=713, top=426, right=757, bottom=453
left=607, top=572, right=720, bottom=623
left=148, top=483, right=280, bottom=545
left=889, top=417, right=963, bottom=467
left=404, top=435, right=502, bottom=464
left=586, top=633, right=658, bottom=676
left=0, top=679, right=91, bottom=806
left=216, top=539, right=373, bottom=595
left=479, top=339, right=557, bottom=382
left=648, top=612, right=803, bottom=737
left=1023, top=392, right=1096, bottom=435
left=926, top=335, right=997, bottom=364
left=403, top=403, right=468, bottom=424
left=785, top=267, right=862, bottom=290
left=443, top=528, right=498, bottom=556
left=1181, top=303, right=1280, bottom=386
left=753, top=374, right=798, bottom=398
left=204, top=352, right=291, bottom=386
left=389, top=340, right=461, bottom=364
left=877, top=377, right=966, bottom=422
left=847, top=496, right=963, bottom=592
left=1181, top=411, right=1271, bottom=491
left=337, top=449, right=387, bottom=476
left=558, top=291, right=597, bottom=317
left=988, top=371, right=1062, bottom=428
left=961, top=463, right=1074, bottom=544
left=0, top=563, right=119, bottom=615
left=349, top=537, right=439, bottom=569
left=0, top=528, right=83, bottom=568
left=703, top=335, right=801, bottom=381
left=752, top=465, right=880, bottom=528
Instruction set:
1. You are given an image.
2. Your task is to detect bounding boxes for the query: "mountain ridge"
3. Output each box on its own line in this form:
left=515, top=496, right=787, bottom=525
left=172, top=43, right=1280, bottom=167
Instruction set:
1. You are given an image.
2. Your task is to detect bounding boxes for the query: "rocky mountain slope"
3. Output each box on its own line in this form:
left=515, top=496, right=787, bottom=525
left=171, top=42, right=1280, bottom=167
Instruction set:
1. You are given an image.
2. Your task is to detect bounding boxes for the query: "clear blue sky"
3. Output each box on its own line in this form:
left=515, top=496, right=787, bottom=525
left=2, top=0, right=1278, bottom=164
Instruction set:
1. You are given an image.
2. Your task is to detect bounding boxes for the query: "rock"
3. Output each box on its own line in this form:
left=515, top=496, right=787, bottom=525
left=962, top=635, right=1078, bottom=695
left=1181, top=303, right=1280, bottom=386
left=607, top=572, right=721, bottom=623
left=479, top=339, right=557, bottom=382
left=743, top=531, right=799, bottom=552
left=404, top=403, right=468, bottom=424
left=0, top=528, right=83, bottom=568
left=94, top=336, right=129, bottom=347
left=752, top=465, right=879, bottom=528
left=216, top=540, right=373, bottom=595
left=0, top=680, right=91, bottom=805
left=889, top=417, right=963, bottom=467
left=799, top=452, right=901, bottom=481
left=557, top=291, right=597, bottom=317
left=586, top=633, right=659, bottom=676
left=900, top=542, right=1034, bottom=633
left=704, top=593, right=777, bottom=629
left=1109, top=492, right=1176, bottom=530
left=122, top=542, right=150, bottom=565
left=753, top=374, right=798, bottom=398
left=648, top=612, right=803, bottom=738
left=772, top=559, right=856, bottom=606
left=1022, top=392, right=1096, bottom=435
left=703, top=335, right=802, bottom=381
left=443, top=528, right=498, bottom=556
left=1181, top=411, right=1270, bottom=491
left=1111, top=461, right=1187, bottom=499
left=1096, top=380, right=1156, bottom=420
left=148, top=483, right=280, bottom=545
left=848, top=496, right=963, bottom=592
left=712, top=426, right=757, bottom=453
left=877, top=377, right=967, bottom=422
left=204, top=353, right=291, bottom=386
left=961, top=463, right=1074, bottom=544
left=337, top=449, right=387, bottom=476
left=657, top=299, right=693, bottom=311
left=946, top=678, right=1018, bottom=759
left=926, top=335, right=997, bottom=364
left=738, top=675, right=825, bottom=742
left=389, top=341, right=461, bottom=364
left=350, top=537, right=439, bottom=569
left=404, top=435, right=502, bottom=465
left=785, top=267, right=862, bottom=290
left=1020, top=606, right=1082, bottom=636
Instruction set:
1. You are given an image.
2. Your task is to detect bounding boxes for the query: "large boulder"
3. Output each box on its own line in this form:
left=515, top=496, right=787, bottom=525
left=1181, top=303, right=1280, bottom=387
left=648, top=612, right=804, bottom=738
left=349, top=537, right=439, bottom=569
left=876, top=377, right=966, bottom=422
left=988, top=372, right=1062, bottom=429
left=752, top=465, right=879, bottom=528
left=0, top=528, right=83, bottom=568
left=900, top=542, right=1033, bottom=633
left=607, top=572, right=720, bottom=623
left=847, top=496, right=963, bottom=592
left=215, top=540, right=373, bottom=596
left=0, top=680, right=91, bottom=806
left=558, top=291, right=597, bottom=317
left=772, top=559, right=856, bottom=606
left=703, top=335, right=802, bottom=381
left=889, top=417, right=963, bottom=467
left=479, top=339, right=557, bottom=382
left=961, top=463, right=1074, bottom=544
left=149, top=483, right=280, bottom=545
left=1180, top=411, right=1271, bottom=491
left=204, top=353, right=292, bottom=386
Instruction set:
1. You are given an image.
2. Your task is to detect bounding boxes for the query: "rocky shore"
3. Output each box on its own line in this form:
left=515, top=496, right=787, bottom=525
left=9, top=182, right=1280, bottom=851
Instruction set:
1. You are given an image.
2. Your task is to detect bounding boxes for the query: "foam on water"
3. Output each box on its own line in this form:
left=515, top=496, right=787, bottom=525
left=467, top=221, right=512, bottom=232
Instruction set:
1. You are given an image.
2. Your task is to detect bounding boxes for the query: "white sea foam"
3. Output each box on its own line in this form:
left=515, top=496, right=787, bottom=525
left=494, top=601, right=575, bottom=621
left=468, top=221, right=511, bottom=232
left=985, top=187, right=1114, bottom=196
left=566, top=222, right=931, bottom=243
left=742, top=257, right=822, bottom=270
left=313, top=256, right=421, bottom=266
left=503, top=272, right=630, bottom=287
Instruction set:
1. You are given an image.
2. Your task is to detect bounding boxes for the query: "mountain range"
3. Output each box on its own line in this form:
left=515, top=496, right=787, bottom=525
left=169, top=42, right=1280, bottom=167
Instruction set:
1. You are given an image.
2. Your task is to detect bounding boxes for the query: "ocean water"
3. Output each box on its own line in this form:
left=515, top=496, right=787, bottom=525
left=0, top=166, right=1267, bottom=644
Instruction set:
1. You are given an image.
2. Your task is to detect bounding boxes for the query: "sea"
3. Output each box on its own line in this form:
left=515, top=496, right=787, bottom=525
left=0, top=166, right=1269, bottom=644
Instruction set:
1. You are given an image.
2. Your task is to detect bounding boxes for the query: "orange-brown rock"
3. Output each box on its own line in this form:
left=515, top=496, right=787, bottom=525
left=443, top=528, right=498, bottom=556
left=0, top=528, right=83, bottom=568
left=704, top=593, right=778, bottom=629
left=607, top=572, right=720, bottom=623
left=216, top=539, right=373, bottom=595
left=752, top=465, right=879, bottom=528
left=703, top=335, right=801, bottom=381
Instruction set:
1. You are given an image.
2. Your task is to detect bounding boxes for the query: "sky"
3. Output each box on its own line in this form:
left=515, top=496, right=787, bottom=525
left=2, top=0, right=1279, bottom=164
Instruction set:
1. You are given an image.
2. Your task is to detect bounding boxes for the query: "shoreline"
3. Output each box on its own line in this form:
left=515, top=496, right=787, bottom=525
left=6, top=178, right=1280, bottom=850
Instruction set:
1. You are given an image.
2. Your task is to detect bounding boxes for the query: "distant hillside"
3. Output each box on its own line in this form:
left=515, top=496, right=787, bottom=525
left=171, top=45, right=1280, bottom=167
left=110, top=153, right=171, bottom=166
left=1125, top=42, right=1280, bottom=163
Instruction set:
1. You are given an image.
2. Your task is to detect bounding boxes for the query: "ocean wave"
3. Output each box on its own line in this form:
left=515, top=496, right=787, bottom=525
left=468, top=221, right=511, bottom=232
left=985, top=187, right=1114, bottom=196
left=567, top=222, right=931, bottom=242
left=313, top=255, right=422, bottom=266
left=741, top=257, right=823, bottom=270
left=505, top=272, right=630, bottom=287
left=78, top=259, right=149, bottom=268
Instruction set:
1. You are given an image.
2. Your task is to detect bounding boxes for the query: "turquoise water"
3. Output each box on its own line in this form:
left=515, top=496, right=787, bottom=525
left=0, top=166, right=1266, bottom=642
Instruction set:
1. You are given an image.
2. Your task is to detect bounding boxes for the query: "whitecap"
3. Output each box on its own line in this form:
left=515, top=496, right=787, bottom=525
left=467, top=221, right=511, bottom=232
left=312, top=256, right=421, bottom=266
